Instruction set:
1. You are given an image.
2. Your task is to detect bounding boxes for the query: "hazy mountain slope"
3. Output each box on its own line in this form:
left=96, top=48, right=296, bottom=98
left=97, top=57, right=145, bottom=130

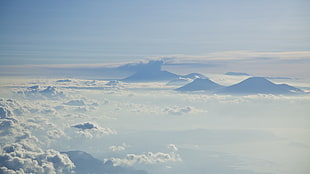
left=217, top=77, right=303, bottom=95
left=176, top=78, right=224, bottom=91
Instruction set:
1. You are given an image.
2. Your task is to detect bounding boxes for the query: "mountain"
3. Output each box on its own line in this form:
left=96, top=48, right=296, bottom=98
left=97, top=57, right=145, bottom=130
left=167, top=73, right=207, bottom=86
left=64, top=151, right=147, bottom=174
left=182, top=73, right=207, bottom=79
left=217, top=77, right=304, bottom=95
left=121, top=60, right=179, bottom=82
left=167, top=77, right=193, bottom=86
left=122, top=70, right=179, bottom=82
left=176, top=78, right=224, bottom=91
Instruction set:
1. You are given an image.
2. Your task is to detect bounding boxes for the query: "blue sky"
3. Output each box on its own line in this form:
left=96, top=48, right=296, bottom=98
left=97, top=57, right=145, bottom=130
left=0, top=0, right=309, bottom=65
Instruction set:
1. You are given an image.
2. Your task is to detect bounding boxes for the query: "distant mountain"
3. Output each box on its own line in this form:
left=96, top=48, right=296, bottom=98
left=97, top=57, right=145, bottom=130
left=217, top=77, right=304, bottom=95
left=64, top=151, right=147, bottom=174
left=167, top=73, right=207, bottom=86
left=182, top=73, right=207, bottom=79
left=122, top=70, right=179, bottom=82
left=176, top=78, right=224, bottom=91
left=167, top=77, right=193, bottom=86
left=121, top=60, right=179, bottom=82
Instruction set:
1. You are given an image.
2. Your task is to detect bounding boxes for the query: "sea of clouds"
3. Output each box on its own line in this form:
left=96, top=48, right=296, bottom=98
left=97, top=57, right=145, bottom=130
left=0, top=69, right=310, bottom=174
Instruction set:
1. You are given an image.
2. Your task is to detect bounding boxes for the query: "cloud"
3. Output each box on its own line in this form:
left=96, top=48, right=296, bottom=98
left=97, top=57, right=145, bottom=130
left=0, top=103, right=75, bottom=174
left=163, top=106, right=192, bottom=115
left=47, top=129, right=65, bottom=139
left=64, top=100, right=86, bottom=106
left=109, top=152, right=181, bottom=167
left=62, top=98, right=99, bottom=113
left=56, top=79, right=72, bottom=83
left=159, top=51, right=310, bottom=78
left=0, top=143, right=75, bottom=174
left=64, top=150, right=148, bottom=174
left=0, top=105, right=13, bottom=119
left=163, top=106, right=206, bottom=115
left=0, top=99, right=27, bottom=118
left=105, top=80, right=126, bottom=90
left=167, top=144, right=178, bottom=151
left=16, top=86, right=66, bottom=100
left=109, top=144, right=127, bottom=152
left=71, top=122, right=116, bottom=138
left=161, top=51, right=310, bottom=63
left=107, top=144, right=181, bottom=167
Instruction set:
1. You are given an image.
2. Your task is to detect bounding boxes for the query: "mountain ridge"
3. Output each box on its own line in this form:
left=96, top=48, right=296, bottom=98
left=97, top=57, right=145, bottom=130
left=176, top=77, right=304, bottom=95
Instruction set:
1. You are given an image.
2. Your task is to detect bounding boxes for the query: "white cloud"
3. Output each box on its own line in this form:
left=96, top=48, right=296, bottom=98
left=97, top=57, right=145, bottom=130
left=71, top=122, right=117, bottom=139
left=109, top=151, right=181, bottom=167
left=47, top=129, right=65, bottom=139
left=0, top=103, right=75, bottom=174
left=168, top=144, right=178, bottom=151
left=64, top=99, right=86, bottom=106
left=107, top=144, right=181, bottom=167
left=160, top=51, right=310, bottom=62
left=163, top=105, right=207, bottom=115
left=163, top=106, right=192, bottom=115
left=15, top=86, right=66, bottom=100
left=0, top=143, right=75, bottom=174
left=109, top=144, right=127, bottom=152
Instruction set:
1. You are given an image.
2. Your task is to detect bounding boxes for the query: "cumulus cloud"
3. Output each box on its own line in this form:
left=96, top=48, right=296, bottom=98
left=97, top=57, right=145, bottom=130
left=167, top=144, right=178, bottom=151
left=47, top=129, right=65, bottom=139
left=163, top=105, right=207, bottom=115
left=0, top=143, right=75, bottom=174
left=104, top=80, right=125, bottom=90
left=109, top=144, right=127, bottom=152
left=71, top=122, right=116, bottom=138
left=0, top=102, right=75, bottom=174
left=163, top=106, right=192, bottom=115
left=0, top=99, right=28, bottom=118
left=16, top=85, right=66, bottom=100
left=107, top=144, right=181, bottom=167
left=62, top=98, right=99, bottom=113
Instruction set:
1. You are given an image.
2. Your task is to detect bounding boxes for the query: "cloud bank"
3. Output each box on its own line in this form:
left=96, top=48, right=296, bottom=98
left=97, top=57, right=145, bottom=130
left=107, top=144, right=181, bottom=167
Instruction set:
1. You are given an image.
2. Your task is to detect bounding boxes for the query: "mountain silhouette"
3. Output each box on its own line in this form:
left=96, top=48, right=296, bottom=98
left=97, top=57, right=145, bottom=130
left=176, top=78, right=224, bottom=91
left=217, top=77, right=304, bottom=95
left=121, top=60, right=179, bottom=82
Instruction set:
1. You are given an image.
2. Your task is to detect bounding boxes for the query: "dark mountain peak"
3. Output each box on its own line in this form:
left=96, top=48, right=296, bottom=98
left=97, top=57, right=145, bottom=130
left=176, top=78, right=224, bottom=91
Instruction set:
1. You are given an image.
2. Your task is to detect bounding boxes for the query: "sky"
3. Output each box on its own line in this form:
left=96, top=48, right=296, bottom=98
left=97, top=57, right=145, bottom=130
left=0, top=0, right=309, bottom=65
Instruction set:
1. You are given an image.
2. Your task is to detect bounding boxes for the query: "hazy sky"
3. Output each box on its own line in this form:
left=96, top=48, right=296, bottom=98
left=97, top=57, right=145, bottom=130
left=0, top=0, right=309, bottom=65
